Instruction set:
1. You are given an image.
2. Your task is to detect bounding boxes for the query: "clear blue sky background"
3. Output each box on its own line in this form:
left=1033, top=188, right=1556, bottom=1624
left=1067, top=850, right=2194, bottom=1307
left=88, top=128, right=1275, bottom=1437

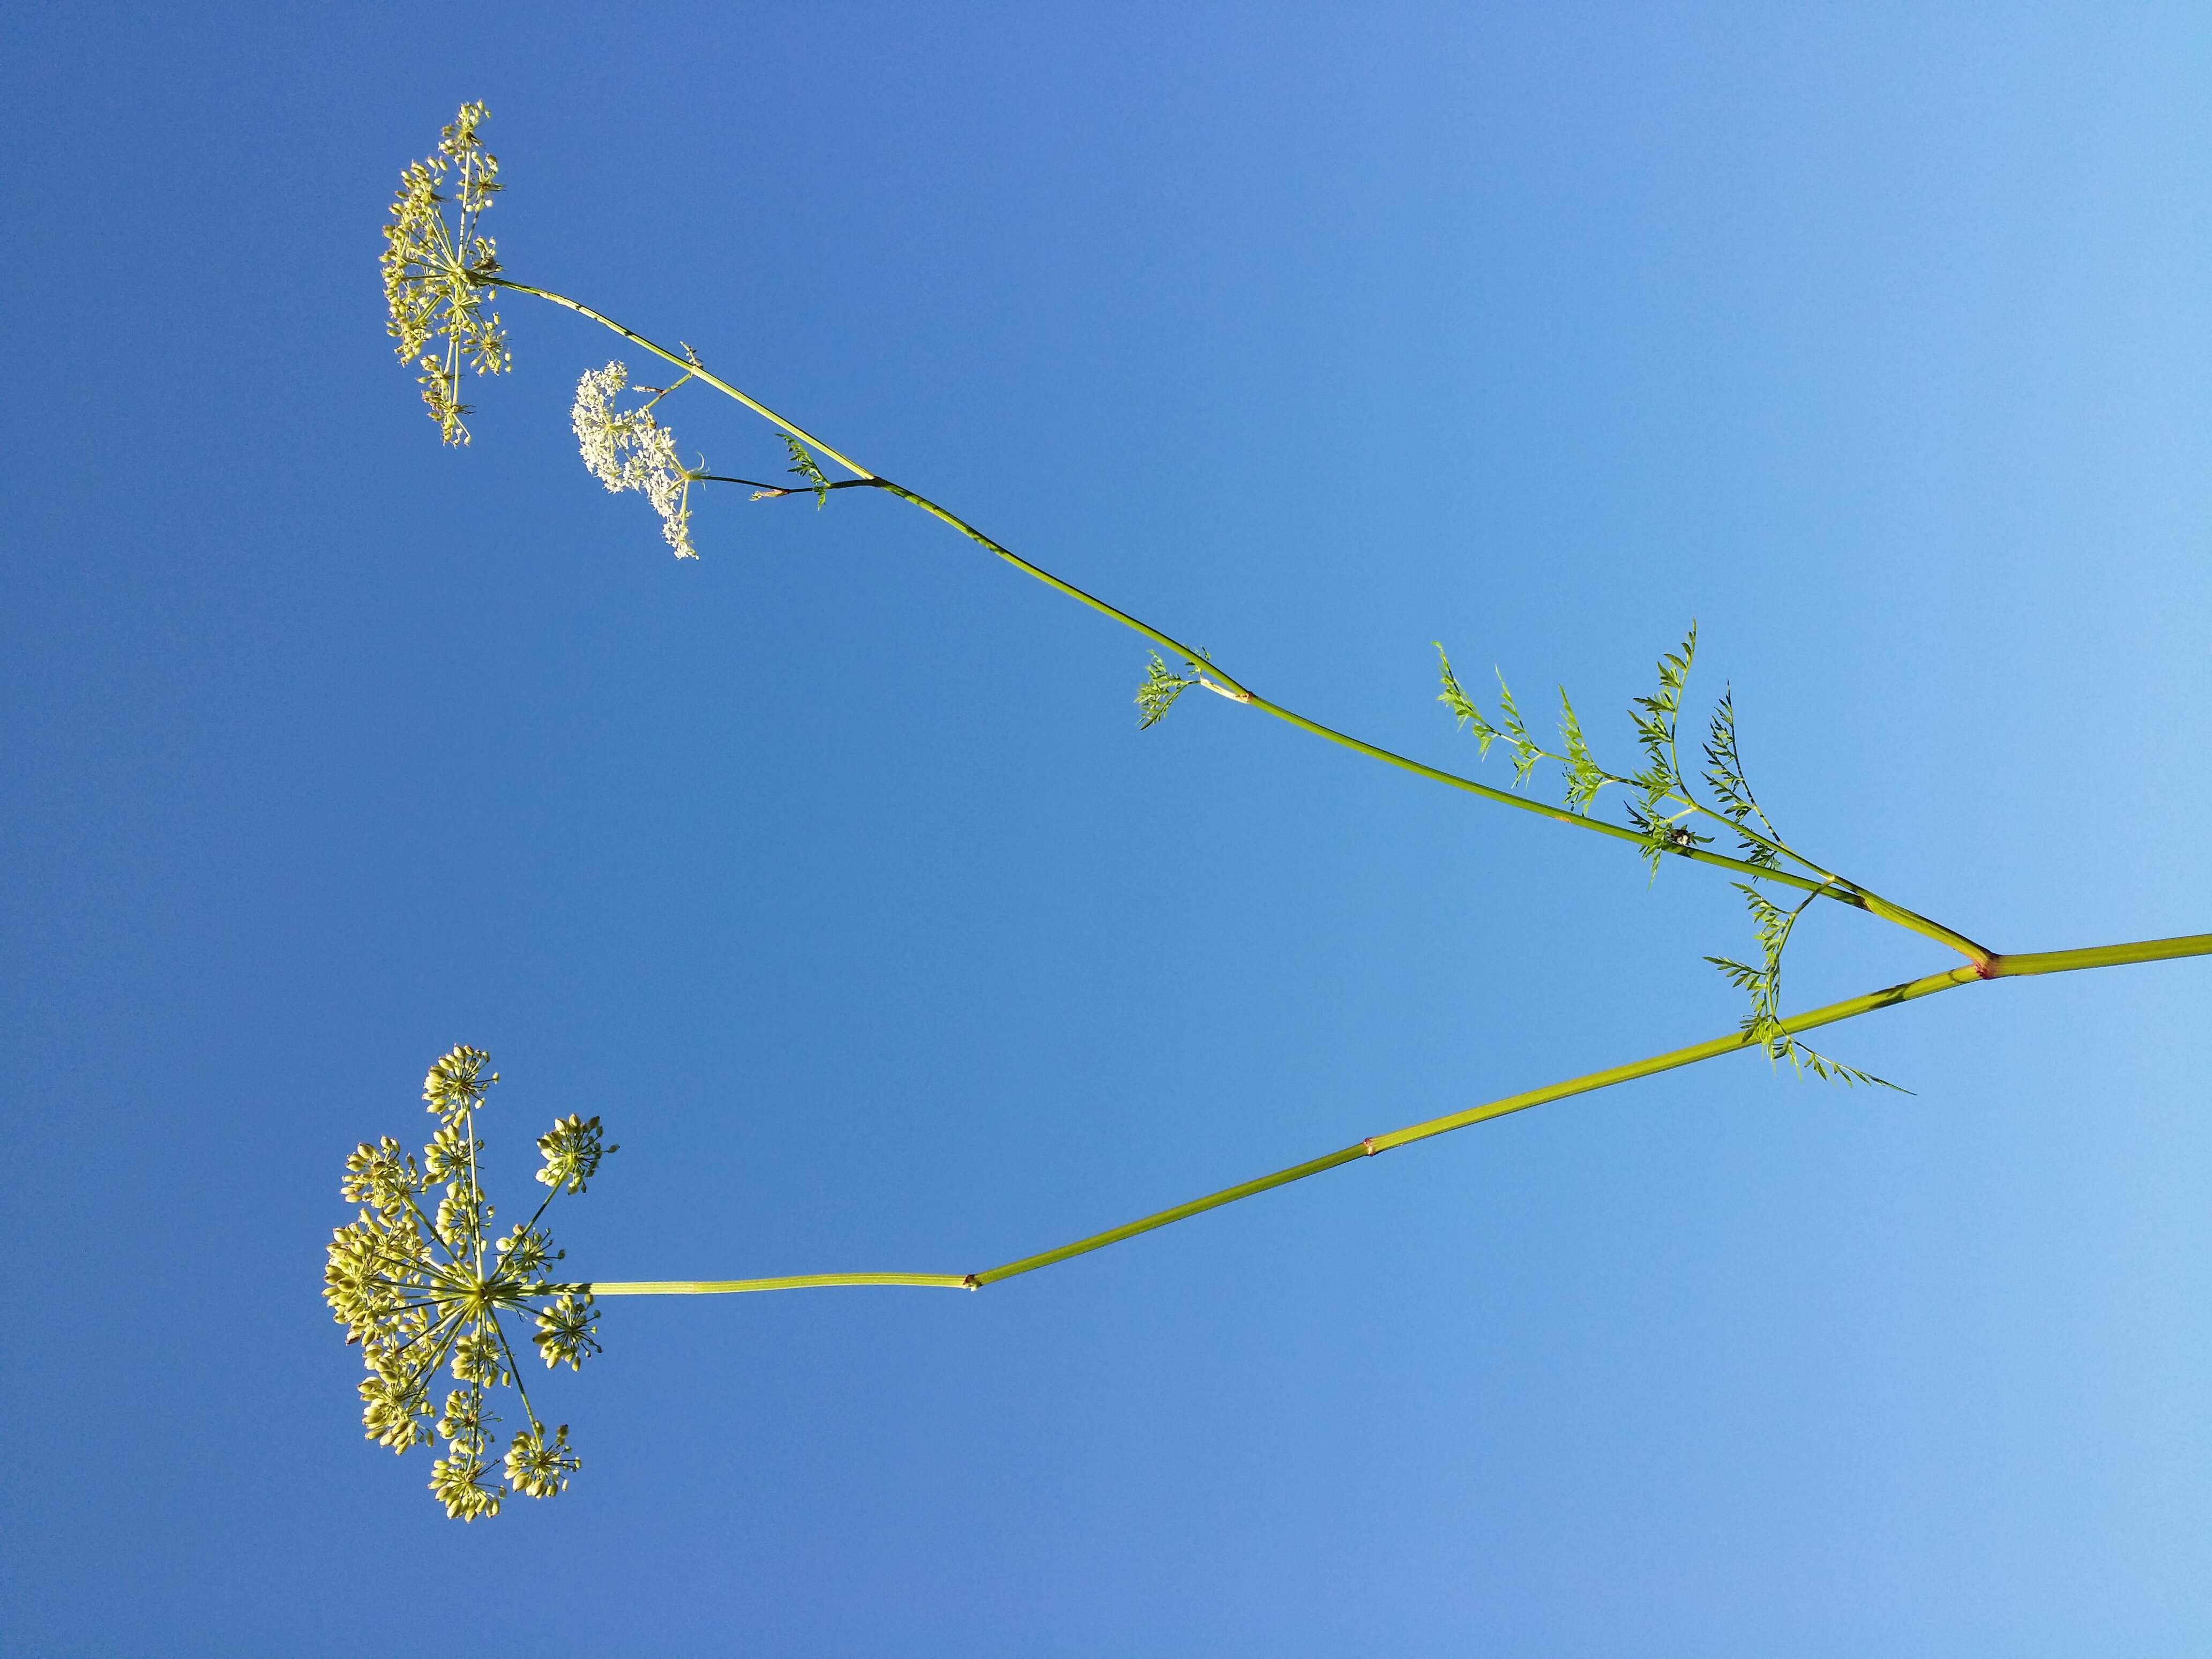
left=6, top=3, right=2211, bottom=1652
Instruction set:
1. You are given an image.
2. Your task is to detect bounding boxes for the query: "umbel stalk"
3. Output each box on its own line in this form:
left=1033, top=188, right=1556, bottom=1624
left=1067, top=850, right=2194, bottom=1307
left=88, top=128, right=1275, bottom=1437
left=587, top=931, right=2212, bottom=1301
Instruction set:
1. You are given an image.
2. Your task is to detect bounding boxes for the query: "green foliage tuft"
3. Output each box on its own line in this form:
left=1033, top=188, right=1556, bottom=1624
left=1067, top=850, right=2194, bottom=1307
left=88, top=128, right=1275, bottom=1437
left=1556, top=688, right=1606, bottom=814
left=1432, top=625, right=1885, bottom=1086
left=783, top=435, right=832, bottom=507
left=1433, top=644, right=1498, bottom=756
left=1621, top=625, right=1700, bottom=878
left=1493, top=671, right=1543, bottom=789
left=1706, top=886, right=1905, bottom=1092
left=1702, top=689, right=1784, bottom=872
left=1137, top=652, right=1199, bottom=729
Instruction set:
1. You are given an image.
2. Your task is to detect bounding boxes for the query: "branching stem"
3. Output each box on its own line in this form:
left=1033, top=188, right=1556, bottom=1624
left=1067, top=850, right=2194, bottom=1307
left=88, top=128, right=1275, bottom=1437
left=489, top=274, right=1984, bottom=959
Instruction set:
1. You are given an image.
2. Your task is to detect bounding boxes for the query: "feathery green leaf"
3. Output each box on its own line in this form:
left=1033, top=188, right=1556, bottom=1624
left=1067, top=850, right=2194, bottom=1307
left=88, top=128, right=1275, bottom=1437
left=1433, top=644, right=1498, bottom=756
left=1137, top=652, right=1198, bottom=729
left=1556, top=687, right=1607, bottom=813
left=783, top=435, right=831, bottom=507
left=1494, top=671, right=1542, bottom=788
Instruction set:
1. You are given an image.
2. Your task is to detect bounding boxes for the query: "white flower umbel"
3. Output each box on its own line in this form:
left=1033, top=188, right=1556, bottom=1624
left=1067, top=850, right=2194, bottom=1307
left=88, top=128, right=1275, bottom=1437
left=571, top=362, right=700, bottom=558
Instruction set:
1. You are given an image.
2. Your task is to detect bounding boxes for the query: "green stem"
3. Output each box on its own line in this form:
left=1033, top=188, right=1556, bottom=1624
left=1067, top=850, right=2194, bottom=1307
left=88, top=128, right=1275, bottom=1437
left=1611, top=767, right=1987, bottom=965
left=490, top=1313, right=542, bottom=1432
left=486, top=279, right=876, bottom=480
left=1855, top=891, right=1993, bottom=965
left=466, top=1108, right=485, bottom=1277
left=592, top=1272, right=970, bottom=1295
left=891, top=472, right=1990, bottom=963
left=972, top=960, right=1982, bottom=1286
left=1982, top=931, right=2212, bottom=978
left=581, top=930, right=2211, bottom=1299
left=403, top=1191, right=462, bottom=1270
left=386, top=1299, right=470, bottom=1367
left=694, top=475, right=876, bottom=493
left=494, top=276, right=1985, bottom=956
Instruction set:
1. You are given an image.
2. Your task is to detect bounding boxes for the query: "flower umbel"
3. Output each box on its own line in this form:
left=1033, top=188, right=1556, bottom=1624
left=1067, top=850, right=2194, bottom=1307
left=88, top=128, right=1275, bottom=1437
left=533, top=1290, right=602, bottom=1371
left=324, top=1045, right=615, bottom=1519
left=423, top=1042, right=496, bottom=1124
left=505, top=1422, right=581, bottom=1499
left=537, top=1112, right=617, bottom=1194
left=572, top=361, right=702, bottom=557
left=382, top=100, right=511, bottom=444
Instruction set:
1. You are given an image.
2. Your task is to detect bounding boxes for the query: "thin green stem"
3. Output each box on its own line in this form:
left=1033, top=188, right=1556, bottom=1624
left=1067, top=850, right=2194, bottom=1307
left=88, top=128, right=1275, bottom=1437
left=515, top=1181, right=561, bottom=1247
left=411, top=1315, right=468, bottom=1393
left=361, top=1238, right=434, bottom=1280
left=385, top=1300, right=469, bottom=1367
left=485, top=279, right=875, bottom=480
left=589, top=932, right=2212, bottom=1299
left=1616, top=760, right=1986, bottom=966
left=636, top=371, right=695, bottom=415
left=905, top=467, right=1972, bottom=948
left=490, top=1313, right=541, bottom=1432
left=402, top=1191, right=460, bottom=1268
left=491, top=275, right=1984, bottom=955
left=582, top=967, right=1968, bottom=1300
left=974, top=960, right=1983, bottom=1286
left=592, top=1272, right=971, bottom=1296
left=466, top=1108, right=486, bottom=1277
left=695, top=474, right=876, bottom=493
left=970, top=1142, right=1372, bottom=1286
left=1850, top=890, right=1991, bottom=965
left=1247, top=687, right=1983, bottom=960
left=378, top=1291, right=467, bottom=1314
left=1667, top=787, right=1824, bottom=876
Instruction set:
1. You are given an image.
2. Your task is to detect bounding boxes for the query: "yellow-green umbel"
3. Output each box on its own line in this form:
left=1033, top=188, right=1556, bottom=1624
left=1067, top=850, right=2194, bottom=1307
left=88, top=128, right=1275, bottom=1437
left=324, top=1047, right=615, bottom=1520
left=381, top=102, right=511, bottom=444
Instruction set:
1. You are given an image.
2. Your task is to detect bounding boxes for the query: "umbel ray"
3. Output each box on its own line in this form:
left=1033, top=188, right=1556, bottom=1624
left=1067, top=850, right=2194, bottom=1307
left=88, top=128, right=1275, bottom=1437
left=333, top=102, right=2212, bottom=1518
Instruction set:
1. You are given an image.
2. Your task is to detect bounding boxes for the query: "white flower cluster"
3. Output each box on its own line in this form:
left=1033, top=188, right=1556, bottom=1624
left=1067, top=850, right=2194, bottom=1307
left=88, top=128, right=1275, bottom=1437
left=571, top=362, right=697, bottom=558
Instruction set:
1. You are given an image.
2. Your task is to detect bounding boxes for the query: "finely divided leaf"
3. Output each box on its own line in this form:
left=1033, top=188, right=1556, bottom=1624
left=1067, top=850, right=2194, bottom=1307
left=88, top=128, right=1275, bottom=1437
left=1494, top=672, right=1542, bottom=788
left=1137, top=652, right=1197, bottom=729
left=784, top=436, right=832, bottom=507
left=1433, top=644, right=1499, bottom=755
left=1702, top=688, right=1782, bottom=871
left=1556, top=688, right=1607, bottom=813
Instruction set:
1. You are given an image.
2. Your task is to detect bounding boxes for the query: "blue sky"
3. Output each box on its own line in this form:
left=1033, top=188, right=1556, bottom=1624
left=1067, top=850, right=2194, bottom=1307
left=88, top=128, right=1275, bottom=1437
left=6, top=2, right=2212, bottom=1651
